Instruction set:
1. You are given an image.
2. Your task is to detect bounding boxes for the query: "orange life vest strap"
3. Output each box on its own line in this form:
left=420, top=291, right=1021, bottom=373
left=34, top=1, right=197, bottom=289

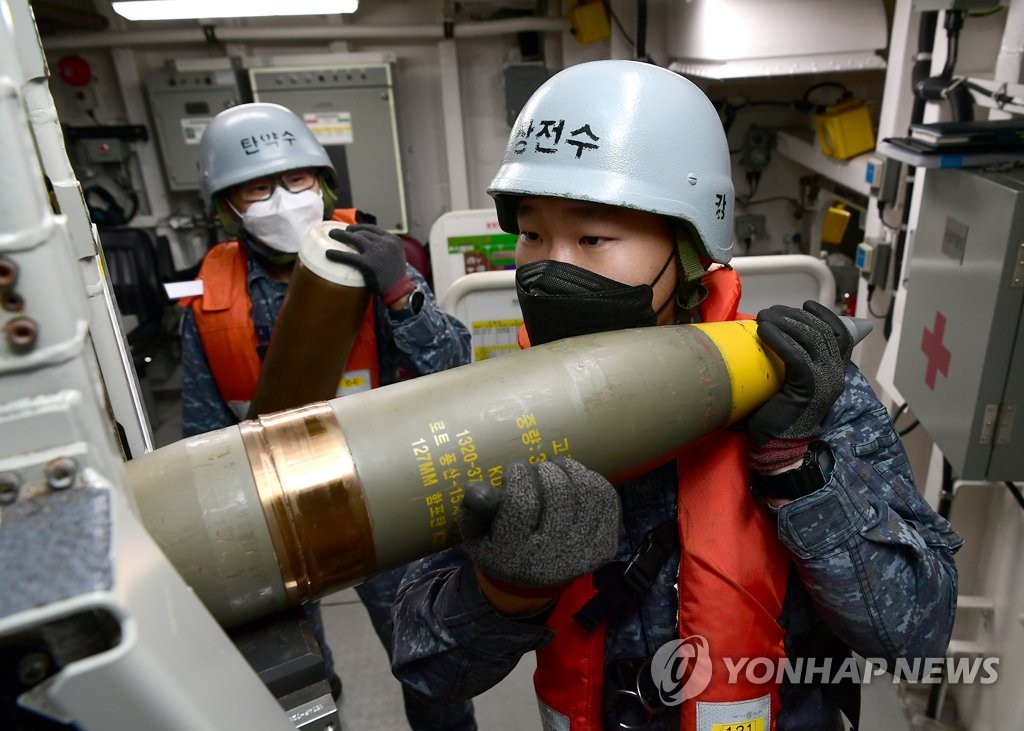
left=534, top=578, right=608, bottom=728
left=182, top=241, right=263, bottom=403
left=675, top=431, right=789, bottom=729
left=333, top=207, right=360, bottom=224
left=698, top=265, right=743, bottom=323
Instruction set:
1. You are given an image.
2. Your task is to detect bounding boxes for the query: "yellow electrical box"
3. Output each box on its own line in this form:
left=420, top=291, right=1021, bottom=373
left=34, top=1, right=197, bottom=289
left=821, top=203, right=852, bottom=245
left=570, top=1, right=611, bottom=45
left=814, top=98, right=875, bottom=160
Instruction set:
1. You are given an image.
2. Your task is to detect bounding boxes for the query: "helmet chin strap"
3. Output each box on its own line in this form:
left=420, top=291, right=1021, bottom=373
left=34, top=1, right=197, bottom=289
left=674, top=226, right=708, bottom=318
left=650, top=248, right=678, bottom=319
left=318, top=172, right=337, bottom=216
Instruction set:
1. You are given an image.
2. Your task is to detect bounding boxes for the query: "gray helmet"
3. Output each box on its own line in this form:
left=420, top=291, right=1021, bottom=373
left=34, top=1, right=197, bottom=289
left=198, top=102, right=336, bottom=210
left=488, top=60, right=734, bottom=264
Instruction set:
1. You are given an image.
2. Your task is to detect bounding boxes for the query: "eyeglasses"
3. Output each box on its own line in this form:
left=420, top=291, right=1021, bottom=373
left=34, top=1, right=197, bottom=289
left=233, top=169, right=318, bottom=203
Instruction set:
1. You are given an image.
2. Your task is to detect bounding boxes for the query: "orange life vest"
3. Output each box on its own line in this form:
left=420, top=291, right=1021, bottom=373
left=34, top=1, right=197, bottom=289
left=529, top=266, right=792, bottom=731
left=182, top=208, right=380, bottom=406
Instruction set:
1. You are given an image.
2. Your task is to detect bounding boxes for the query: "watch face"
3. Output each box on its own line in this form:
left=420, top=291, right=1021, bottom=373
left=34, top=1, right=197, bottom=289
left=409, top=289, right=425, bottom=315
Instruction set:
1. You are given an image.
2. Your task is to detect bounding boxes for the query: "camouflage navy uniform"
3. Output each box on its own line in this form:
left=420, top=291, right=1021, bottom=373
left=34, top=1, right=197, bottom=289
left=181, top=246, right=477, bottom=731
left=391, top=365, right=963, bottom=731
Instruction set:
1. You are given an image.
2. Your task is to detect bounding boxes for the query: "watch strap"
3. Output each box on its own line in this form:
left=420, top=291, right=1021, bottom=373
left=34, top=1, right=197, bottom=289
left=751, top=440, right=835, bottom=500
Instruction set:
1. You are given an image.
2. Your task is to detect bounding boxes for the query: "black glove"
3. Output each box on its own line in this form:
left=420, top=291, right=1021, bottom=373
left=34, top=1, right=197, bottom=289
left=746, top=300, right=853, bottom=446
left=458, top=458, right=622, bottom=589
left=326, top=224, right=414, bottom=305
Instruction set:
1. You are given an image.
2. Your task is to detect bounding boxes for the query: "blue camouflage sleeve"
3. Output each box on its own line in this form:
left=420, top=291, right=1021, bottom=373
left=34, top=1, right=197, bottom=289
left=386, top=267, right=472, bottom=375
left=180, top=307, right=236, bottom=437
left=390, top=546, right=553, bottom=701
left=772, top=364, right=963, bottom=661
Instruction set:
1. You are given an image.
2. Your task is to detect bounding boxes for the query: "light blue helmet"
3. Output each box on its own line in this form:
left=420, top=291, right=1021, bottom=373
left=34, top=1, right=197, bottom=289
left=487, top=60, right=735, bottom=264
left=198, top=103, right=336, bottom=210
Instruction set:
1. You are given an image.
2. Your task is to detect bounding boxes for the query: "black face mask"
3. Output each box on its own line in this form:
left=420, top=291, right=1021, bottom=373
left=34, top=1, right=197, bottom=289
left=516, top=252, right=675, bottom=346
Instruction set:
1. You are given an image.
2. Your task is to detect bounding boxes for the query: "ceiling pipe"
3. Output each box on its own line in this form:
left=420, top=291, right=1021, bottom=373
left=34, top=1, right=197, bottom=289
left=40, top=17, right=570, bottom=51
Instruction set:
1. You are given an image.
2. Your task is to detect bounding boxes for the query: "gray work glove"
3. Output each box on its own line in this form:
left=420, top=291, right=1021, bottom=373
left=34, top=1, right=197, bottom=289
left=458, top=458, right=622, bottom=590
left=326, top=224, right=414, bottom=305
left=746, top=300, right=853, bottom=446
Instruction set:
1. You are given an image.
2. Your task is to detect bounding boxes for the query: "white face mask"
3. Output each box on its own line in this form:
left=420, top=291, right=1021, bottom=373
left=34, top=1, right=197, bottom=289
left=238, top=187, right=324, bottom=253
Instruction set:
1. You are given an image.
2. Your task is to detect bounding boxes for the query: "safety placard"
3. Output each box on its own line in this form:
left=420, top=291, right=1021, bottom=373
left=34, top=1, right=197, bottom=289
left=180, top=117, right=212, bottom=146
left=304, top=111, right=354, bottom=145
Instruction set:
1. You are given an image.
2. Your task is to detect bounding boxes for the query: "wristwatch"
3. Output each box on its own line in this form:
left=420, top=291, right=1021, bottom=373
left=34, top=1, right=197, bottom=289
left=390, top=287, right=424, bottom=322
left=751, top=440, right=835, bottom=501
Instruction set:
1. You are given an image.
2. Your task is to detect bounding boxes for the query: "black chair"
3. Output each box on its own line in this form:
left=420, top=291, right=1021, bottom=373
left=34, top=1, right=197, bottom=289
left=97, top=227, right=168, bottom=376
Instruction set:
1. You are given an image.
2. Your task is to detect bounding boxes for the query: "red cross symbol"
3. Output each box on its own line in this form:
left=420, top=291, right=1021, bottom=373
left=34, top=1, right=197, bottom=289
left=921, top=311, right=952, bottom=390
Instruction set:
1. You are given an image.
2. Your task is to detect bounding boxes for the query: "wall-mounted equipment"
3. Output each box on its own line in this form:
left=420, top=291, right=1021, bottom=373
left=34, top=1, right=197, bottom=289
left=821, top=203, right=852, bottom=245
left=665, top=0, right=887, bottom=80
left=894, top=168, right=1024, bottom=481
left=814, top=97, right=876, bottom=160
left=250, top=64, right=408, bottom=233
left=504, top=64, right=549, bottom=128
left=569, top=0, right=611, bottom=45
left=145, top=69, right=250, bottom=192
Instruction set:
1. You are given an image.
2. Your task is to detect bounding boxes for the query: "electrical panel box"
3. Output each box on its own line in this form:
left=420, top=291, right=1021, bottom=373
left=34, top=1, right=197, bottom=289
left=249, top=64, right=407, bottom=233
left=894, top=167, right=1024, bottom=481
left=145, top=69, right=250, bottom=191
left=81, top=138, right=129, bottom=164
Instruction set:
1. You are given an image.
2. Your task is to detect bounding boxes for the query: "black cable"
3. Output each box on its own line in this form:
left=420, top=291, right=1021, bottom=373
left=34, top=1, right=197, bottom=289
left=1005, top=482, right=1024, bottom=513
left=866, top=286, right=888, bottom=319
left=744, top=100, right=794, bottom=109
left=740, top=196, right=803, bottom=208
left=745, top=170, right=761, bottom=199
left=713, top=80, right=838, bottom=136
left=898, top=420, right=920, bottom=437
left=886, top=170, right=914, bottom=342
left=604, top=2, right=653, bottom=63
left=122, top=191, right=140, bottom=222
left=965, top=80, right=1024, bottom=108
left=941, top=27, right=959, bottom=80
left=889, top=403, right=918, bottom=438
left=940, top=10, right=974, bottom=121
left=802, top=81, right=851, bottom=109
left=635, top=0, right=647, bottom=62
left=940, top=10, right=965, bottom=80
left=718, top=102, right=739, bottom=136
left=605, top=2, right=633, bottom=44
left=937, top=458, right=954, bottom=520
left=911, top=11, right=938, bottom=125
left=803, top=81, right=850, bottom=98
left=877, top=200, right=901, bottom=232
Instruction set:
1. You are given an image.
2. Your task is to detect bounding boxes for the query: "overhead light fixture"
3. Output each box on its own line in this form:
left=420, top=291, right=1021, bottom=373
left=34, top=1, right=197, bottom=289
left=665, top=0, right=886, bottom=80
left=111, top=0, right=358, bottom=21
